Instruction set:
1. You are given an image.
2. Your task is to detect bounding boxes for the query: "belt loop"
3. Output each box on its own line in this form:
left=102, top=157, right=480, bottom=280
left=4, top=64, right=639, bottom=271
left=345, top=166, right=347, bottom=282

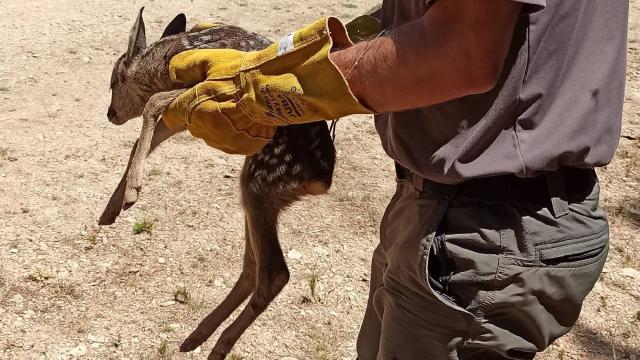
left=412, top=173, right=424, bottom=192
left=545, top=170, right=569, bottom=218
left=394, top=162, right=404, bottom=181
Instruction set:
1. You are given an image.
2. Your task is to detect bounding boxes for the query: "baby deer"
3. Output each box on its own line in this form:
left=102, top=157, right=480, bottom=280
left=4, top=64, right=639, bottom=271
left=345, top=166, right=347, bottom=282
left=100, top=8, right=336, bottom=359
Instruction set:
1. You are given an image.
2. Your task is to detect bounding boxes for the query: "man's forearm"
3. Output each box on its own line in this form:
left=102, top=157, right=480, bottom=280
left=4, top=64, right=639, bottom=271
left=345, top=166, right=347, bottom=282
left=332, top=0, right=522, bottom=113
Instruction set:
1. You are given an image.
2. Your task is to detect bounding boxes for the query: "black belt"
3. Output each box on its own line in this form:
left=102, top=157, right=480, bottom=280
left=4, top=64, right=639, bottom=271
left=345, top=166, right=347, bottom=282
left=395, top=164, right=597, bottom=218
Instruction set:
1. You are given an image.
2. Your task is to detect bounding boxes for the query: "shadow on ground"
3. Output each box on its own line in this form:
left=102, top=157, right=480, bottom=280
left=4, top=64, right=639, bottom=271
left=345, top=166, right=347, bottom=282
left=572, top=322, right=639, bottom=358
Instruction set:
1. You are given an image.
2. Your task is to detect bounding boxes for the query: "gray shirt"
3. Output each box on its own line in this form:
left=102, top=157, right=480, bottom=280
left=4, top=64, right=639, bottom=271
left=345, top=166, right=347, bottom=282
left=375, top=0, right=629, bottom=184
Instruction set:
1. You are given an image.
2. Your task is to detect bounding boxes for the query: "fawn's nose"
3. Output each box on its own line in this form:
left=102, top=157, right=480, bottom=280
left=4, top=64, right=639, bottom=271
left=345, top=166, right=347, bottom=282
left=107, top=106, right=117, bottom=121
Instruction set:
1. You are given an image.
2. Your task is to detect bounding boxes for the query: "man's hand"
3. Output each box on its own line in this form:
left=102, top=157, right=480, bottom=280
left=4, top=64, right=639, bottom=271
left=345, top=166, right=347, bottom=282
left=162, top=17, right=372, bottom=155
left=331, top=0, right=522, bottom=112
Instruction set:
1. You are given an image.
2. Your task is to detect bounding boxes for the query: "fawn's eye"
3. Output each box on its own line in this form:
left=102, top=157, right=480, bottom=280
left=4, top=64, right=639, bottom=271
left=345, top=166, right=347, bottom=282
left=110, top=70, right=119, bottom=89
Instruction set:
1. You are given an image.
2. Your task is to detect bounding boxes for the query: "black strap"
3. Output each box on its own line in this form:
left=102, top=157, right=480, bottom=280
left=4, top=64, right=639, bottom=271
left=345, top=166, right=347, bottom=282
left=395, top=163, right=595, bottom=206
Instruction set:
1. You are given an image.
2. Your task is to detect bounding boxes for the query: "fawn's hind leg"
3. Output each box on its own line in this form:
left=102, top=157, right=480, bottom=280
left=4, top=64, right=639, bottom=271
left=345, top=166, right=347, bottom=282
left=207, top=201, right=290, bottom=360
left=180, top=220, right=257, bottom=352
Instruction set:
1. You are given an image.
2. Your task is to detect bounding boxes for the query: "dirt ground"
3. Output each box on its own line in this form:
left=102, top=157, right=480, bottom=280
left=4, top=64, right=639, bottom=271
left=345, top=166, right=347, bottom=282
left=0, top=1, right=638, bottom=359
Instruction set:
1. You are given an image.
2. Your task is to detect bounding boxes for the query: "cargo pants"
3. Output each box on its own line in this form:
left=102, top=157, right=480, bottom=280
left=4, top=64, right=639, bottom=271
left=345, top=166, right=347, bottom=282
left=356, top=169, right=608, bottom=360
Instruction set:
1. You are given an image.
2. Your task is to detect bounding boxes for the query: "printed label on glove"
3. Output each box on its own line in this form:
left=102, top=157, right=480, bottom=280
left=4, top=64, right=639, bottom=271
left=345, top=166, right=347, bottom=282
left=259, top=84, right=307, bottom=122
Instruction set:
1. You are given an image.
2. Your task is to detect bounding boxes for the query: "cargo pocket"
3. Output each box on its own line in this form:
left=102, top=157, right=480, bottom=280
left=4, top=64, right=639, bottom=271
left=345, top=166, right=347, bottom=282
left=427, top=233, right=459, bottom=306
left=535, top=228, right=609, bottom=269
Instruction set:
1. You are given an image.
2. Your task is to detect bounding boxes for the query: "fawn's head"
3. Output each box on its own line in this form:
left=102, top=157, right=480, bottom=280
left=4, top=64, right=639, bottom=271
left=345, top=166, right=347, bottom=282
left=108, top=8, right=187, bottom=125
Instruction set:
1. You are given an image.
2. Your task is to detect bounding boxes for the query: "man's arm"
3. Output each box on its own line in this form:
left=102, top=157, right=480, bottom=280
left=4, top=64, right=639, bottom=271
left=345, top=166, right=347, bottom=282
left=332, top=0, right=522, bottom=112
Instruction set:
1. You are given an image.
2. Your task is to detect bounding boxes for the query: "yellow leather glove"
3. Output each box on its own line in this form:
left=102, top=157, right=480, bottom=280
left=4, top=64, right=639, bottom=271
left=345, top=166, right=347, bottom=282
left=162, top=17, right=373, bottom=155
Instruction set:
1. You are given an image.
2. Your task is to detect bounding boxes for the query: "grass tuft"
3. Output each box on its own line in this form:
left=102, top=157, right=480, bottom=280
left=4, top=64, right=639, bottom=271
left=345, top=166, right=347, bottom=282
left=173, top=287, right=205, bottom=312
left=148, top=168, right=163, bottom=177
left=158, top=339, right=168, bottom=357
left=27, top=269, right=54, bottom=283
left=308, top=273, right=319, bottom=300
left=0, top=147, right=8, bottom=159
left=173, top=287, right=190, bottom=304
left=301, top=273, right=321, bottom=304
left=132, top=219, right=154, bottom=235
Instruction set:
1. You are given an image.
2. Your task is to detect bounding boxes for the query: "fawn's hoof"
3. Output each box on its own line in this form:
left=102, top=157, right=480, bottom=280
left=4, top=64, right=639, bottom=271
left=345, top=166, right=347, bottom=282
left=98, top=213, right=117, bottom=226
left=179, top=335, right=204, bottom=353
left=123, top=187, right=139, bottom=210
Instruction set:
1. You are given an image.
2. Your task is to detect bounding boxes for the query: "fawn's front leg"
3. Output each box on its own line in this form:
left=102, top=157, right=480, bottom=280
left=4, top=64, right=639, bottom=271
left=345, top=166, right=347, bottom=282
left=99, top=119, right=186, bottom=225
left=123, top=89, right=185, bottom=208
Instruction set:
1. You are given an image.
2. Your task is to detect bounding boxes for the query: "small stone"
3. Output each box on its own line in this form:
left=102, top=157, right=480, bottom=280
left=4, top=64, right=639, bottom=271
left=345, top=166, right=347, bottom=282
left=313, top=246, right=329, bottom=256
left=621, top=268, right=640, bottom=279
left=287, top=249, right=302, bottom=260
left=10, top=294, right=24, bottom=304
left=213, top=277, right=224, bottom=287
left=157, top=257, right=166, bottom=264
left=68, top=344, right=87, bottom=357
left=9, top=248, right=18, bottom=254
left=160, top=300, right=175, bottom=307
left=88, top=334, right=108, bottom=344
left=193, top=346, right=202, bottom=354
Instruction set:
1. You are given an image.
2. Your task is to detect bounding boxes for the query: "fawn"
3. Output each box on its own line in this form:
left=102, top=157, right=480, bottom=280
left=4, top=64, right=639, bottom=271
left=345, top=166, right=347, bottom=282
left=100, top=8, right=336, bottom=359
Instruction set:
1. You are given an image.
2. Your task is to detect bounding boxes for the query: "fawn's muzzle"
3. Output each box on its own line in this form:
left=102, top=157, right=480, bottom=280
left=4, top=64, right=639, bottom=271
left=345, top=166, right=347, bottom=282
left=107, top=106, right=117, bottom=122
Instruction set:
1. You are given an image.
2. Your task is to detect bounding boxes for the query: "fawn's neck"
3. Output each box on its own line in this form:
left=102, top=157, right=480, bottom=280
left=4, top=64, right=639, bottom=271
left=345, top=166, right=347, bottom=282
left=129, top=37, right=190, bottom=94
left=130, top=27, right=273, bottom=94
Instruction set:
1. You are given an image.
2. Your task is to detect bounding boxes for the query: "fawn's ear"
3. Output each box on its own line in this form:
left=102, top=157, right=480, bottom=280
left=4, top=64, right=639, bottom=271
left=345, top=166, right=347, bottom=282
left=127, top=7, right=147, bottom=61
left=161, top=13, right=187, bottom=39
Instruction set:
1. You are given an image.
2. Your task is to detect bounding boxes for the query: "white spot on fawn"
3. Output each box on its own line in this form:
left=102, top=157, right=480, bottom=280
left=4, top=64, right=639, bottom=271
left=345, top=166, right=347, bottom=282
left=274, top=164, right=287, bottom=177
left=266, top=172, right=280, bottom=183
left=255, top=169, right=267, bottom=178
left=273, top=144, right=286, bottom=154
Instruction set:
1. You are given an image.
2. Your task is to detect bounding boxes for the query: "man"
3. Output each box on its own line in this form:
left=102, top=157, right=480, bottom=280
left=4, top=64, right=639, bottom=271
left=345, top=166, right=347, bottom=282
left=162, top=0, right=629, bottom=358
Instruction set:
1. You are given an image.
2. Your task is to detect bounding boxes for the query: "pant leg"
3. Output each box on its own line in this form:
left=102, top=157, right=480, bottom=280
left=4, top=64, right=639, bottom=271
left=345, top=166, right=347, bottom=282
left=356, top=243, right=385, bottom=360
left=357, top=180, right=476, bottom=360
left=357, top=175, right=608, bottom=360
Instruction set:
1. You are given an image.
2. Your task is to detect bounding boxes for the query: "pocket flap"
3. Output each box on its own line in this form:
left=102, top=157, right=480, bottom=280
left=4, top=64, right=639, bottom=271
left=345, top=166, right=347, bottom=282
left=536, top=229, right=608, bottom=262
